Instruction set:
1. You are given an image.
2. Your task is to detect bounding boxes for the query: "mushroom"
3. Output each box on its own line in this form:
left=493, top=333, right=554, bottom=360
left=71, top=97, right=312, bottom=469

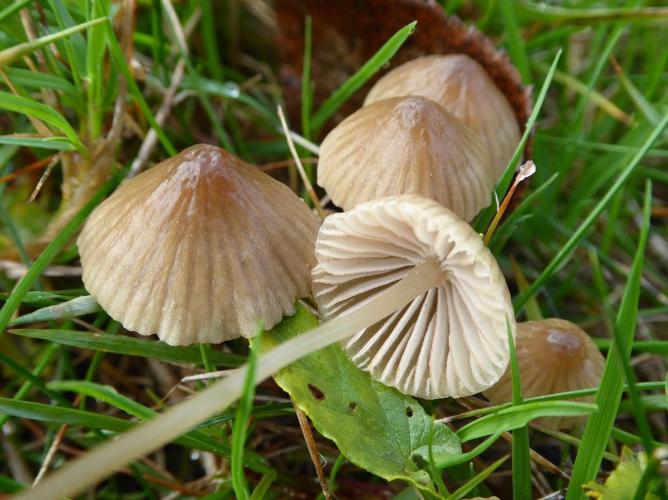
left=484, top=318, right=605, bottom=430
left=317, top=95, right=495, bottom=221
left=77, top=144, right=320, bottom=345
left=312, top=194, right=515, bottom=398
left=26, top=194, right=515, bottom=498
left=365, top=55, right=521, bottom=176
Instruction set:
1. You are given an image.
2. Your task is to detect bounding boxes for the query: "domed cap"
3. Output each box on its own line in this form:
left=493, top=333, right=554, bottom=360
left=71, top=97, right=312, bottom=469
left=365, top=55, right=521, bottom=177
left=317, top=96, right=495, bottom=222
left=77, top=144, right=320, bottom=345
left=312, top=194, right=515, bottom=399
left=485, top=318, right=605, bottom=429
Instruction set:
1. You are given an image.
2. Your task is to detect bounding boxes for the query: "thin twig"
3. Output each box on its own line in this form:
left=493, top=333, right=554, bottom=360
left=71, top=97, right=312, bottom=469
left=28, top=155, right=61, bottom=203
left=181, top=368, right=242, bottom=383
left=295, top=407, right=333, bottom=499
left=260, top=157, right=318, bottom=173
left=128, top=58, right=186, bottom=177
left=33, top=421, right=70, bottom=485
left=277, top=105, right=326, bottom=218
left=484, top=161, right=536, bottom=245
left=0, top=154, right=56, bottom=184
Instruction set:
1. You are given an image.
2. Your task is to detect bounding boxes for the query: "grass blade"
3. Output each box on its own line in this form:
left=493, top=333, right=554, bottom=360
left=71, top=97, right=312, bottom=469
left=514, top=112, right=668, bottom=312
left=447, top=455, right=509, bottom=500
left=435, top=433, right=502, bottom=469
left=0, top=17, right=107, bottom=69
left=311, top=21, right=416, bottom=132
left=499, top=0, right=529, bottom=82
left=457, top=401, right=597, bottom=442
left=231, top=332, right=260, bottom=499
left=0, top=135, right=76, bottom=151
left=105, top=23, right=176, bottom=156
left=10, top=295, right=101, bottom=325
left=9, top=328, right=243, bottom=366
left=0, top=397, right=267, bottom=472
left=566, top=183, right=654, bottom=499
left=0, top=92, right=85, bottom=152
left=507, top=320, right=531, bottom=499
left=0, top=0, right=32, bottom=23
left=0, top=171, right=123, bottom=339
left=474, top=49, right=562, bottom=233
left=301, top=15, right=313, bottom=142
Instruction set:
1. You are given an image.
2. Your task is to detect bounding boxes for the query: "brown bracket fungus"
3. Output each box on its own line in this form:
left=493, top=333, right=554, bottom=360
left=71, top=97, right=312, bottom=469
left=77, top=144, right=320, bottom=345
left=484, top=318, right=605, bottom=430
left=317, top=96, right=495, bottom=221
left=312, top=194, right=515, bottom=399
left=365, top=55, right=521, bottom=177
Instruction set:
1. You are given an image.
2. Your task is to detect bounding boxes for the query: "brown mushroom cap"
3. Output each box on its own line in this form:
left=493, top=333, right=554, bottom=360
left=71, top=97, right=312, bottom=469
left=365, top=55, right=521, bottom=176
left=317, top=95, right=495, bottom=221
left=77, top=144, right=320, bottom=345
left=484, top=318, right=605, bottom=430
left=312, top=194, right=515, bottom=399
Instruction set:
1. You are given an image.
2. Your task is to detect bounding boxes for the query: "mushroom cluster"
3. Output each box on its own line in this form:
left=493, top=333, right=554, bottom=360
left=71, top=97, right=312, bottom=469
left=318, top=54, right=521, bottom=221
left=29, top=37, right=607, bottom=500
left=76, top=53, right=525, bottom=397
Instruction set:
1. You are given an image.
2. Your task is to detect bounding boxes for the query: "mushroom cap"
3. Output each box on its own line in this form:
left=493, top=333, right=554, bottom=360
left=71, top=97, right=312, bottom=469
left=77, top=144, right=320, bottom=345
left=317, top=96, right=495, bottom=222
left=312, top=194, right=515, bottom=399
left=365, top=55, right=521, bottom=177
left=484, top=318, right=605, bottom=430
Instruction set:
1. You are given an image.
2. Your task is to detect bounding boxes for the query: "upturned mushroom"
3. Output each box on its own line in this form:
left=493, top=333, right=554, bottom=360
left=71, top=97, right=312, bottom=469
left=77, top=144, right=320, bottom=345
left=484, top=318, right=605, bottom=429
left=317, top=96, right=495, bottom=221
left=365, top=55, right=521, bottom=176
left=312, top=194, right=515, bottom=398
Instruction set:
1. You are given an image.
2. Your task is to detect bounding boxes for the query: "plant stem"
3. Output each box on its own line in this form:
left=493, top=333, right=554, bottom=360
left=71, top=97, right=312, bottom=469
left=19, top=260, right=443, bottom=500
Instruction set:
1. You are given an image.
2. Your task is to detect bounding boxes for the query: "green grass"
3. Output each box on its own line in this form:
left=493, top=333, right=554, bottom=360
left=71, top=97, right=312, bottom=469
left=0, top=0, right=666, bottom=498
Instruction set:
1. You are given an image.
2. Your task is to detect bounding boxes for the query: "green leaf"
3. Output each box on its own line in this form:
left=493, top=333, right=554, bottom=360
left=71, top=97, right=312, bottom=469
left=457, top=401, right=598, bottom=442
left=10, top=295, right=101, bottom=325
left=311, top=21, right=417, bottom=132
left=583, top=447, right=658, bottom=500
left=567, top=182, right=654, bottom=500
left=0, top=135, right=77, bottom=151
left=9, top=328, right=243, bottom=366
left=254, top=305, right=461, bottom=490
left=3, top=67, right=76, bottom=94
left=0, top=289, right=86, bottom=307
left=0, top=91, right=85, bottom=152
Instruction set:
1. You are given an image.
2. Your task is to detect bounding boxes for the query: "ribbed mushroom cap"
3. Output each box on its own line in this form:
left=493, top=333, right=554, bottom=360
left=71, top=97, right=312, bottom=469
left=485, top=319, right=605, bottom=430
left=312, top=194, right=515, bottom=399
left=365, top=55, right=521, bottom=177
left=77, top=144, right=320, bottom=345
left=317, top=96, right=495, bottom=222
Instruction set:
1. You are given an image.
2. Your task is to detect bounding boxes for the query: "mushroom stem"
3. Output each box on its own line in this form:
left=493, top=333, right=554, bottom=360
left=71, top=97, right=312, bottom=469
left=20, top=259, right=445, bottom=500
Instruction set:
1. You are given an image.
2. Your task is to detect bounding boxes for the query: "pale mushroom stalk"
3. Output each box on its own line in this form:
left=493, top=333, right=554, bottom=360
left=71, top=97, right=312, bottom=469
left=19, top=260, right=445, bottom=500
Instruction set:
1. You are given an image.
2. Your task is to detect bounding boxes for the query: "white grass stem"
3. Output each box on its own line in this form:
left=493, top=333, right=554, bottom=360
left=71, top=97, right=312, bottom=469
left=277, top=105, right=326, bottom=218
left=20, top=259, right=443, bottom=500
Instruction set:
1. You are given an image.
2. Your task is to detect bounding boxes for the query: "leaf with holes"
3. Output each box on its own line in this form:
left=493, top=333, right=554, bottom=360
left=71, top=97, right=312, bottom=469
left=254, top=305, right=461, bottom=490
